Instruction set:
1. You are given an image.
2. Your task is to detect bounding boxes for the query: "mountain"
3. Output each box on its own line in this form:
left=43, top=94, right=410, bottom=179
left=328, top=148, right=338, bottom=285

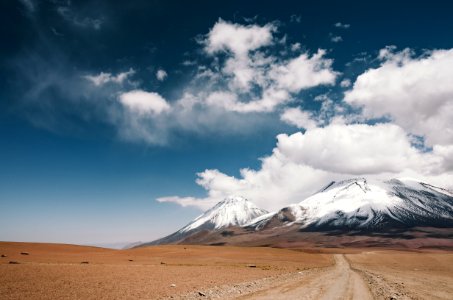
left=248, top=178, right=453, bottom=231
left=139, top=196, right=269, bottom=246
left=139, top=178, right=453, bottom=249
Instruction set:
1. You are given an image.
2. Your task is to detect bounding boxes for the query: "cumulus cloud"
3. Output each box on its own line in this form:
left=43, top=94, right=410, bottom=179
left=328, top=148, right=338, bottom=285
left=158, top=123, right=453, bottom=211
left=276, top=123, right=419, bottom=174
left=205, top=19, right=275, bottom=57
left=199, top=20, right=338, bottom=113
left=345, top=48, right=453, bottom=146
left=84, top=69, right=135, bottom=86
left=119, top=90, right=170, bottom=115
left=156, top=69, right=167, bottom=81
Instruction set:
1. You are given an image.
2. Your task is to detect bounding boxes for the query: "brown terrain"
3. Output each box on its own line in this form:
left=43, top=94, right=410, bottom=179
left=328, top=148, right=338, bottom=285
left=1, top=242, right=453, bottom=299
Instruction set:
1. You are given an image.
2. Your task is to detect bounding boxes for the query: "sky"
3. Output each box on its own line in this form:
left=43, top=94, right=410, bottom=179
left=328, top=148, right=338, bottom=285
left=1, top=0, right=453, bottom=247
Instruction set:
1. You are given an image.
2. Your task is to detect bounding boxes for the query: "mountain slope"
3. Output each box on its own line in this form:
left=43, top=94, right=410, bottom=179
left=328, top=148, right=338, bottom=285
left=140, top=196, right=268, bottom=246
left=247, top=178, right=453, bottom=231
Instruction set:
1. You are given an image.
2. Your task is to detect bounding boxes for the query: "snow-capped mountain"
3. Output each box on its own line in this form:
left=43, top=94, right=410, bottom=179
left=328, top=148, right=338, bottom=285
left=140, top=196, right=268, bottom=246
left=180, top=196, right=269, bottom=232
left=248, top=178, right=453, bottom=231
left=138, top=178, right=453, bottom=248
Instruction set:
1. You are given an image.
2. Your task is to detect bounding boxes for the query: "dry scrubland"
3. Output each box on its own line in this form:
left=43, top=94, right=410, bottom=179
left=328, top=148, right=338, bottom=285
left=0, top=242, right=452, bottom=299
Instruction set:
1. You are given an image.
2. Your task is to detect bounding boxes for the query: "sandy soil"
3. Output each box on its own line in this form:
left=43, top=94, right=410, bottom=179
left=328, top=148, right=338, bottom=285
left=1, top=242, right=452, bottom=299
left=347, top=250, right=453, bottom=299
left=0, top=242, right=331, bottom=299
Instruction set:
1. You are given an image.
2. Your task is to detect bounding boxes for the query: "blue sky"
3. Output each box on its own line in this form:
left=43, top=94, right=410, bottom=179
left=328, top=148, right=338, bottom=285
left=1, top=0, right=453, bottom=246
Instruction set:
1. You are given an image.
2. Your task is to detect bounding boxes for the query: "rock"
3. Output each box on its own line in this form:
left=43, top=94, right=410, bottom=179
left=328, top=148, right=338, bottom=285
left=161, top=262, right=166, bottom=265
left=20, top=252, right=29, bottom=255
left=128, top=259, right=134, bottom=262
left=247, top=264, right=257, bottom=268
left=9, top=261, right=20, bottom=264
left=170, top=283, right=176, bottom=287
left=1, top=254, right=6, bottom=257
left=80, top=261, right=89, bottom=264
left=198, top=291, right=206, bottom=296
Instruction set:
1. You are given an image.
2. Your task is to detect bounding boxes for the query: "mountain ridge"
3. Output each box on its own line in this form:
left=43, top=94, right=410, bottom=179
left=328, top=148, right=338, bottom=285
left=138, top=178, right=453, bottom=248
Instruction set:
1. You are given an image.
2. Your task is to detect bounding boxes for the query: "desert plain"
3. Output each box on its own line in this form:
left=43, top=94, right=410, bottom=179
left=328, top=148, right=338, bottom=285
left=1, top=242, right=452, bottom=299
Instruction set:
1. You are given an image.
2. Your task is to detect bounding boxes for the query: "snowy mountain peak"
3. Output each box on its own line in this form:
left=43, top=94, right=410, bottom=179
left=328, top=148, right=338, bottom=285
left=248, top=178, right=453, bottom=231
left=179, top=196, right=269, bottom=233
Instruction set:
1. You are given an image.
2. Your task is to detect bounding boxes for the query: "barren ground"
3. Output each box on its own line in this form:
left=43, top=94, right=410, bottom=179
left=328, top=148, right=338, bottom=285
left=1, top=242, right=452, bottom=299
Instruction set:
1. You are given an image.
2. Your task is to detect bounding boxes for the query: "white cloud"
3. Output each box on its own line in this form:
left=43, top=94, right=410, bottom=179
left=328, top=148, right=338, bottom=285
left=156, top=69, right=168, bottom=81
left=84, top=69, right=135, bottom=86
left=340, top=79, right=351, bottom=87
left=157, top=196, right=217, bottom=210
left=205, top=19, right=275, bottom=57
left=345, top=48, right=453, bottom=146
left=276, top=123, right=419, bottom=175
left=119, top=90, right=170, bottom=115
left=280, top=107, right=318, bottom=129
left=198, top=21, right=338, bottom=112
left=291, top=43, right=301, bottom=52
left=269, top=49, right=337, bottom=93
left=158, top=123, right=453, bottom=211
left=331, top=36, right=343, bottom=43
left=334, top=22, right=350, bottom=29
left=203, top=20, right=275, bottom=92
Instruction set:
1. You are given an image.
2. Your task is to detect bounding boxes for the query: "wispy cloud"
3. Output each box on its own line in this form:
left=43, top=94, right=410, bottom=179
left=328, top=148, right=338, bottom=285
left=57, top=5, right=104, bottom=30
left=18, top=0, right=35, bottom=13
left=84, top=69, right=135, bottom=86
left=334, top=22, right=350, bottom=29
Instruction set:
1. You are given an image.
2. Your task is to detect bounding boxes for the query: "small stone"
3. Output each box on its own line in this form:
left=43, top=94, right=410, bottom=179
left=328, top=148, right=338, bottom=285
left=1, top=254, right=6, bottom=258
left=80, top=261, right=89, bottom=264
left=247, top=264, right=257, bottom=268
left=9, top=261, right=20, bottom=264
left=20, top=252, right=29, bottom=255
left=170, top=283, right=176, bottom=287
left=161, top=262, right=166, bottom=265
left=128, top=259, right=134, bottom=262
left=198, top=291, right=206, bottom=296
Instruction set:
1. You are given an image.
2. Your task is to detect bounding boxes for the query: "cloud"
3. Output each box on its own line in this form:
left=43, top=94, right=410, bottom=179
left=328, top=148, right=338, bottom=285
left=269, top=49, right=337, bottom=93
left=205, top=19, right=275, bottom=57
left=156, top=69, right=168, bottom=81
left=345, top=48, right=453, bottom=146
left=195, top=20, right=338, bottom=113
left=340, top=79, right=351, bottom=87
left=158, top=123, right=453, bottom=211
left=290, top=15, right=302, bottom=23
left=276, top=123, right=419, bottom=174
left=157, top=196, right=217, bottom=210
left=280, top=107, right=318, bottom=129
left=118, top=90, right=170, bottom=115
left=334, top=22, right=350, bottom=29
left=331, top=36, right=343, bottom=43
left=203, top=19, right=275, bottom=92
left=84, top=69, right=135, bottom=86
left=57, top=6, right=104, bottom=30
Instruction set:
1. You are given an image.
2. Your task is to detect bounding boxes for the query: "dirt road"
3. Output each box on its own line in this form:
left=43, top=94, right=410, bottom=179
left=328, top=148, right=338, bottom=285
left=241, top=254, right=372, bottom=300
left=174, top=254, right=374, bottom=299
